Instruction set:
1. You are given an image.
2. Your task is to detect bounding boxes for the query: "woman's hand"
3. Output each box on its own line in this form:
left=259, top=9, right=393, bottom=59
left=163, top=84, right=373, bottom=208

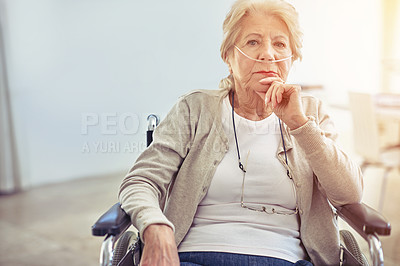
left=260, top=77, right=308, bottom=130
left=140, top=224, right=179, bottom=266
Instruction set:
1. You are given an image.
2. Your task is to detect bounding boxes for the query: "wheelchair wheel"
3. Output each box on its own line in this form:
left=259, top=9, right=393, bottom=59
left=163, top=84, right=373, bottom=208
left=112, top=231, right=138, bottom=266
left=340, top=230, right=368, bottom=266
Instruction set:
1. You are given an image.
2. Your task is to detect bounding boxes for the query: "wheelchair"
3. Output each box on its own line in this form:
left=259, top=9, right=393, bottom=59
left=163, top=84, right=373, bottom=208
left=92, top=114, right=392, bottom=266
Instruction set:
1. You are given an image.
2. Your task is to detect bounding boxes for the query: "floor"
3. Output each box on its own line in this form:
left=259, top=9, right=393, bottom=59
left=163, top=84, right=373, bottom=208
left=0, top=172, right=124, bottom=266
left=1, top=167, right=399, bottom=266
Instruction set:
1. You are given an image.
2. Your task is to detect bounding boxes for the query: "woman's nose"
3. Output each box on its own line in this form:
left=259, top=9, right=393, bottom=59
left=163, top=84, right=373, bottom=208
left=258, top=43, right=275, bottom=62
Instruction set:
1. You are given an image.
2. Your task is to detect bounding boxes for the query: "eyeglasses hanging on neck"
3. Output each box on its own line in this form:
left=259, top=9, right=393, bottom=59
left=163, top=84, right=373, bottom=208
left=231, top=91, right=298, bottom=215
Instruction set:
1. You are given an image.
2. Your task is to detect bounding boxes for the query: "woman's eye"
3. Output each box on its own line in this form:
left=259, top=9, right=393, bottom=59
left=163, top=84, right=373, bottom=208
left=275, top=42, right=286, bottom=48
left=247, top=40, right=258, bottom=46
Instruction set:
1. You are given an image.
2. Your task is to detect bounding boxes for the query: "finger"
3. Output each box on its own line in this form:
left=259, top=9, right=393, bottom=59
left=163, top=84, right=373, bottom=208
left=266, top=80, right=282, bottom=106
left=270, top=83, right=276, bottom=108
left=282, top=85, right=299, bottom=102
left=259, top=76, right=284, bottom=85
left=265, top=82, right=273, bottom=105
left=270, top=82, right=280, bottom=108
left=265, top=82, right=275, bottom=106
left=276, top=85, right=285, bottom=104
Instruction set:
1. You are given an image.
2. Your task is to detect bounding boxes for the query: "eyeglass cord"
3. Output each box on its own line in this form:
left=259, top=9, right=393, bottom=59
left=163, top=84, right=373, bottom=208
left=231, top=90, right=289, bottom=177
left=231, top=91, right=298, bottom=215
left=231, top=91, right=246, bottom=173
left=278, top=118, right=290, bottom=178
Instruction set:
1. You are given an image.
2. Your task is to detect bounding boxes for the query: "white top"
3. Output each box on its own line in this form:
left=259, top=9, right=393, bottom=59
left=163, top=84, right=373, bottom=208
left=178, top=96, right=306, bottom=263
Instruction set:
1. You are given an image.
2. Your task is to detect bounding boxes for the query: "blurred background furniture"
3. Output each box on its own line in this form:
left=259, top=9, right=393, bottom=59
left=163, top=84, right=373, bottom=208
left=348, top=91, right=400, bottom=211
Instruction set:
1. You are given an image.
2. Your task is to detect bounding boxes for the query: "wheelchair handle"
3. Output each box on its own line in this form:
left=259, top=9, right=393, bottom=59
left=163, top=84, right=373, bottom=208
left=147, top=114, right=160, bottom=131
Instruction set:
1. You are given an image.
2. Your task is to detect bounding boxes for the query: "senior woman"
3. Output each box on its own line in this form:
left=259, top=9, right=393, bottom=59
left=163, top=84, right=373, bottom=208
left=119, top=0, right=363, bottom=265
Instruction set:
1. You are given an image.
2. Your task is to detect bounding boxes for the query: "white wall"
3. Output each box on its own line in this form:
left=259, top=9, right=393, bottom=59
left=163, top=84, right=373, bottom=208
left=286, top=0, right=382, bottom=104
left=0, top=0, right=234, bottom=188
left=0, top=0, right=382, bottom=188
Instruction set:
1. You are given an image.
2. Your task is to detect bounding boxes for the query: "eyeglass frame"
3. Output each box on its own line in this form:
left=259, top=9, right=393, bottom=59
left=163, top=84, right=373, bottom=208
left=239, top=160, right=299, bottom=215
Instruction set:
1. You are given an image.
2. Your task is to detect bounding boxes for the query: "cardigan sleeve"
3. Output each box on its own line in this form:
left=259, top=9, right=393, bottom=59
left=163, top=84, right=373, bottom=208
left=118, top=96, right=194, bottom=240
left=289, top=97, right=363, bottom=207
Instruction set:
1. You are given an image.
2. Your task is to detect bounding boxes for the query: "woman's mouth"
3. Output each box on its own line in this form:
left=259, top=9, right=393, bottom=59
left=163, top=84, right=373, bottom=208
left=255, top=71, right=278, bottom=77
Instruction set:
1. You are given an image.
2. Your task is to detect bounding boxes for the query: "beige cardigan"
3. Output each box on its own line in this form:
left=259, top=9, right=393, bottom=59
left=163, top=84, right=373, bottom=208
left=119, top=89, right=363, bottom=265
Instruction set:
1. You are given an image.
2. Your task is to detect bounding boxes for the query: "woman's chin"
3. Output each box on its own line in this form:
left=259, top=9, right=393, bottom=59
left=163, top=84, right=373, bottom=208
left=252, top=83, right=270, bottom=100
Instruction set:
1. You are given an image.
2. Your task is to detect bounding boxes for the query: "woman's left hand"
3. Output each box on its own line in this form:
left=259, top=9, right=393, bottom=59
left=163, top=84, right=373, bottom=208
left=260, top=77, right=308, bottom=130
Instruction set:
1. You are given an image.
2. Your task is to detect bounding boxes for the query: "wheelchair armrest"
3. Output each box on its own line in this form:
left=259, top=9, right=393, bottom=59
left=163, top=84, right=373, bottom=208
left=337, top=203, right=391, bottom=241
left=92, top=203, right=131, bottom=237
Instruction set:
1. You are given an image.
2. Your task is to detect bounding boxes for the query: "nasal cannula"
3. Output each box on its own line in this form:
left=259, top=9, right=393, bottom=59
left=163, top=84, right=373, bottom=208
left=234, top=45, right=293, bottom=63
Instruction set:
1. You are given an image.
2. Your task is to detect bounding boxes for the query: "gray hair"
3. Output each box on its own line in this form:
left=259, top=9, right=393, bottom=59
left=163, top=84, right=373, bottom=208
left=219, top=0, right=303, bottom=92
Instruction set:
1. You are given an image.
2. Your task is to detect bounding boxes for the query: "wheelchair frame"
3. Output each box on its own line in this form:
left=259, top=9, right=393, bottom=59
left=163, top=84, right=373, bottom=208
left=92, top=114, right=391, bottom=266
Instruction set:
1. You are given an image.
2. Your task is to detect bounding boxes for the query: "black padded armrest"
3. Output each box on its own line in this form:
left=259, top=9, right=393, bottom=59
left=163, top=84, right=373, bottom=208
left=92, top=203, right=131, bottom=237
left=337, top=203, right=391, bottom=240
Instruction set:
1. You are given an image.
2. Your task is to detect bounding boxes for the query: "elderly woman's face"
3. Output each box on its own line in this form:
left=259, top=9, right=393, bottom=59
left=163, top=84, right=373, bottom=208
left=229, top=12, right=292, bottom=97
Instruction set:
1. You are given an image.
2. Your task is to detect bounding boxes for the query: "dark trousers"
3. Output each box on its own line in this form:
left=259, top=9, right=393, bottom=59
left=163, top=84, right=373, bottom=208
left=179, top=251, right=313, bottom=266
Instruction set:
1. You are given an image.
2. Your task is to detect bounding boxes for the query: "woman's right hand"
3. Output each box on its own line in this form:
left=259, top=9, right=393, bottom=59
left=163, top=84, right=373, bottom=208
left=140, top=224, right=180, bottom=266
